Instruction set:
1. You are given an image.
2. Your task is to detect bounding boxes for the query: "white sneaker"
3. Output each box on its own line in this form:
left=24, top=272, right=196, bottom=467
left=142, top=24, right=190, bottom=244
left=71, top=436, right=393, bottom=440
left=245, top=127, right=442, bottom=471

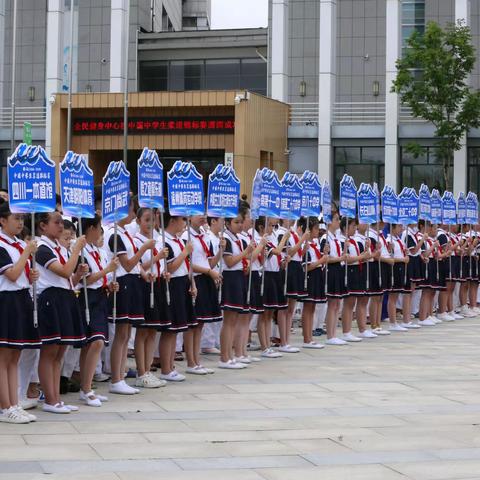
left=460, top=306, right=476, bottom=318
left=373, top=327, right=391, bottom=336
left=79, top=390, right=102, bottom=407
left=261, top=348, right=283, bottom=358
left=302, top=341, right=325, bottom=349
left=185, top=366, right=208, bottom=375
left=93, top=391, right=109, bottom=402
left=437, top=312, right=455, bottom=322
left=20, top=398, right=38, bottom=410
left=278, top=345, right=300, bottom=353
left=135, top=373, right=165, bottom=387
left=358, top=330, right=377, bottom=339
left=109, top=380, right=140, bottom=394
left=389, top=323, right=408, bottom=332
left=93, top=372, right=110, bottom=382
left=429, top=315, right=442, bottom=324
left=159, top=371, right=186, bottom=381
left=243, top=355, right=261, bottom=363
left=342, top=332, right=362, bottom=342
left=0, top=406, right=31, bottom=423
left=13, top=405, right=36, bottom=422
left=325, top=337, right=348, bottom=346
left=60, top=402, right=79, bottom=412
left=472, top=307, right=480, bottom=315
left=42, top=402, right=71, bottom=414
left=401, top=322, right=421, bottom=329
left=197, top=365, right=215, bottom=374
left=218, top=360, right=245, bottom=369
left=451, top=311, right=463, bottom=319
left=418, top=318, right=436, bottom=326
left=235, top=356, right=251, bottom=364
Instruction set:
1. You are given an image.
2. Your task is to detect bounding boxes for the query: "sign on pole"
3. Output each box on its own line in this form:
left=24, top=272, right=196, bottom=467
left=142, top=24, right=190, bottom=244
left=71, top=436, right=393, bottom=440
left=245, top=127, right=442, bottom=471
left=102, top=160, right=131, bottom=223
left=357, top=183, right=377, bottom=225
left=23, top=122, right=32, bottom=146
left=418, top=184, right=431, bottom=222
left=339, top=174, right=357, bottom=218
left=167, top=161, right=204, bottom=216
left=300, top=170, right=322, bottom=217
left=381, top=185, right=399, bottom=224
left=137, top=147, right=165, bottom=210
left=398, top=187, right=419, bottom=225
left=441, top=191, right=457, bottom=225
left=206, top=164, right=241, bottom=218
left=279, top=172, right=302, bottom=220
left=321, top=180, right=332, bottom=224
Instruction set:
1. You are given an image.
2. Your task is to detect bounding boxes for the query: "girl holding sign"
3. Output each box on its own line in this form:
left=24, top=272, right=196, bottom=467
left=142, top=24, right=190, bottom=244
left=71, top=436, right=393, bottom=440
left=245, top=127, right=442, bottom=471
left=0, top=204, right=41, bottom=423
left=181, top=213, right=223, bottom=375
left=436, top=225, right=455, bottom=321
left=35, top=211, right=88, bottom=414
left=104, top=201, right=155, bottom=395
left=78, top=215, right=119, bottom=406
left=134, top=208, right=171, bottom=388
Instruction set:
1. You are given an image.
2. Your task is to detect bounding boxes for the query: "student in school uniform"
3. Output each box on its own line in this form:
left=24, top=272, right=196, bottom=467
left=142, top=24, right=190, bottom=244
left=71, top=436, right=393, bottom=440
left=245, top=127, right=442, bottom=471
left=436, top=224, right=455, bottom=321
left=341, top=218, right=374, bottom=341
left=258, top=217, right=290, bottom=358
left=387, top=224, right=411, bottom=331
left=0, top=204, right=41, bottom=423
left=134, top=208, right=171, bottom=388
left=104, top=201, right=156, bottom=395
left=458, top=226, right=479, bottom=317
left=400, top=222, right=426, bottom=329
left=235, top=208, right=265, bottom=364
left=276, top=220, right=308, bottom=353
left=162, top=212, right=197, bottom=381
left=322, top=212, right=349, bottom=345
left=35, top=211, right=88, bottom=414
left=182, top=213, right=223, bottom=375
left=299, top=216, right=328, bottom=348
left=201, top=217, right=224, bottom=355
left=417, top=223, right=442, bottom=326
left=367, top=222, right=391, bottom=335
left=220, top=209, right=254, bottom=369
left=78, top=215, right=119, bottom=406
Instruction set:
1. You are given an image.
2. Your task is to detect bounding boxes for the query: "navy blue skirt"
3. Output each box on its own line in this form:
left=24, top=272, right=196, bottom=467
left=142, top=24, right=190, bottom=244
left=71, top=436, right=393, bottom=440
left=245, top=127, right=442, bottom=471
left=221, top=270, right=248, bottom=313
left=263, top=271, right=288, bottom=310
left=247, top=270, right=264, bottom=314
left=166, top=275, right=197, bottom=332
left=194, top=274, right=222, bottom=323
left=408, top=256, right=424, bottom=283
left=38, top=288, right=86, bottom=347
left=326, top=262, right=347, bottom=298
left=391, top=263, right=408, bottom=293
left=286, top=261, right=307, bottom=298
left=79, top=287, right=109, bottom=344
left=108, top=274, right=145, bottom=325
left=0, top=289, right=41, bottom=349
left=347, top=264, right=366, bottom=296
left=365, top=261, right=382, bottom=296
left=141, top=278, right=172, bottom=331
left=301, top=266, right=326, bottom=303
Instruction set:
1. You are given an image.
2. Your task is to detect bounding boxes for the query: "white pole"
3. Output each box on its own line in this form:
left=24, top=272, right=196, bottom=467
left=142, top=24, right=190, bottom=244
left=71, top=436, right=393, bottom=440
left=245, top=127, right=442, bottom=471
left=9, top=0, right=18, bottom=154
left=66, top=0, right=74, bottom=151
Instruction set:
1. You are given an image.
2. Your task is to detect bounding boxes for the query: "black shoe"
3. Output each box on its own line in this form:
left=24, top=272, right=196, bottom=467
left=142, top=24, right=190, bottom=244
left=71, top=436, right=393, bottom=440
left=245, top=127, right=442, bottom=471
left=60, top=376, right=69, bottom=395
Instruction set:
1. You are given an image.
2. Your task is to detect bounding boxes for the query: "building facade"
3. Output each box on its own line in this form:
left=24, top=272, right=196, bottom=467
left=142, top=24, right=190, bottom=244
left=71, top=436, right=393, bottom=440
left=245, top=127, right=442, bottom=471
left=270, top=0, right=480, bottom=196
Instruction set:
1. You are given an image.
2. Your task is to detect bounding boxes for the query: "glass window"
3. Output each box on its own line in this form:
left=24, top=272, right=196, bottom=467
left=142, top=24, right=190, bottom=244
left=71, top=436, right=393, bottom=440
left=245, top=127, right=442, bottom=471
left=206, top=59, right=240, bottom=77
left=335, top=147, right=361, bottom=165
left=468, top=147, right=480, bottom=192
left=139, top=61, right=168, bottom=92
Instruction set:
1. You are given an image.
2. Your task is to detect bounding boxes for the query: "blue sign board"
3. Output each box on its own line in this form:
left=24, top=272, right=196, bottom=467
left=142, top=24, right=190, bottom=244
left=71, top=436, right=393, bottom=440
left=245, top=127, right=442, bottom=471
left=457, top=192, right=467, bottom=225
left=442, top=191, right=457, bottom=225
left=137, top=148, right=164, bottom=211
left=381, top=185, right=399, bottom=224
left=466, top=192, right=479, bottom=225
left=321, top=180, right=332, bottom=224
left=430, top=189, right=443, bottom=224
left=206, top=164, right=241, bottom=218
left=357, top=183, right=377, bottom=224
left=7, top=144, right=56, bottom=214
left=339, top=174, right=357, bottom=218
left=398, top=187, right=419, bottom=225
left=300, top=171, right=322, bottom=217
left=373, top=182, right=381, bottom=222
left=256, top=168, right=282, bottom=218
left=279, top=172, right=302, bottom=220
left=102, top=160, right=131, bottom=223
left=167, top=161, right=204, bottom=217
left=250, top=169, right=262, bottom=220
left=59, top=151, right=95, bottom=219
left=418, top=184, right=431, bottom=222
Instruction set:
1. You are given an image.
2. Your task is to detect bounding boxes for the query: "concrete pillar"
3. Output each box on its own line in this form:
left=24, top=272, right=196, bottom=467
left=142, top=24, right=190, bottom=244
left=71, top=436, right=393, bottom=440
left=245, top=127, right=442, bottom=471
left=0, top=0, right=5, bottom=109
left=385, top=0, right=400, bottom=191
left=45, top=0, right=64, bottom=156
left=271, top=0, right=289, bottom=102
left=454, top=0, right=470, bottom=195
left=110, top=0, right=129, bottom=92
left=318, top=0, right=336, bottom=184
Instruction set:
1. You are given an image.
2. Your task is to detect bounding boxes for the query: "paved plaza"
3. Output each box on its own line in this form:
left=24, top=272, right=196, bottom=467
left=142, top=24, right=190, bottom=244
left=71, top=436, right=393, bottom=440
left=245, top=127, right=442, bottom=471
left=3, top=319, right=480, bottom=480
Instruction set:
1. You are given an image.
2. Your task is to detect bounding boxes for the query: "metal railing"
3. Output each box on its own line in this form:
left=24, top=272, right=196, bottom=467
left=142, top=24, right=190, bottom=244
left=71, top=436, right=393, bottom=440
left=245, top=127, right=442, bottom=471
left=399, top=104, right=428, bottom=123
left=289, top=102, right=319, bottom=125
left=0, top=106, right=47, bottom=128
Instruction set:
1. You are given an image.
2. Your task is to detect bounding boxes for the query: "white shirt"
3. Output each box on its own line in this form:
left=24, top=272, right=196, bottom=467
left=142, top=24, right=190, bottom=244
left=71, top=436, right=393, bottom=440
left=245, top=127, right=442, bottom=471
left=388, top=234, right=407, bottom=260
left=264, top=233, right=282, bottom=272
left=165, top=231, right=189, bottom=278
left=79, top=243, right=109, bottom=290
left=369, top=229, right=389, bottom=259
left=0, top=232, right=30, bottom=291
left=36, top=235, right=72, bottom=294
left=135, top=232, right=165, bottom=278
left=222, top=229, right=247, bottom=272
left=304, top=238, right=324, bottom=270
left=206, top=230, right=220, bottom=272
left=104, top=225, right=141, bottom=277
left=287, top=228, right=304, bottom=262
left=402, top=228, right=421, bottom=257
left=181, top=227, right=212, bottom=277
left=246, top=229, right=263, bottom=272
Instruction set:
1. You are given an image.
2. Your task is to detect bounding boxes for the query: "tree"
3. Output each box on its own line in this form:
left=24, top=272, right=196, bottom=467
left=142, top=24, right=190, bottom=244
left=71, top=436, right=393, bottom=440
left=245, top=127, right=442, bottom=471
left=392, top=21, right=480, bottom=191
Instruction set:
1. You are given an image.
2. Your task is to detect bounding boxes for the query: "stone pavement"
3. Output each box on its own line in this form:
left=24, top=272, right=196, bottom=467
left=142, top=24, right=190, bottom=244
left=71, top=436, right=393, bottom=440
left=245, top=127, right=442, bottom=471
left=3, top=318, right=480, bottom=480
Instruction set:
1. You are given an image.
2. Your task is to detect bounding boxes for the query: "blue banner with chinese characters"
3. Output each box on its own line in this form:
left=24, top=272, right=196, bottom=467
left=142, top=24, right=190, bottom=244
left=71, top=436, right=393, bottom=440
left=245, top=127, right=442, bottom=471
left=206, top=164, right=241, bottom=218
left=137, top=148, right=165, bottom=211
left=398, top=187, right=419, bottom=225
left=339, top=174, right=357, bottom=218
left=457, top=192, right=467, bottom=225
left=430, top=189, right=442, bottom=224
left=167, top=161, right=204, bottom=217
left=279, top=172, right=302, bottom=220
left=381, top=185, right=399, bottom=224
left=59, top=151, right=95, bottom=219
left=102, top=160, right=131, bottom=223
left=357, top=183, right=377, bottom=224
left=466, top=192, right=479, bottom=224
left=256, top=168, right=282, bottom=218
left=321, top=180, right=332, bottom=224
left=300, top=171, right=322, bottom=217
left=418, top=184, right=431, bottom=222
left=7, top=144, right=56, bottom=214
left=442, top=191, right=457, bottom=225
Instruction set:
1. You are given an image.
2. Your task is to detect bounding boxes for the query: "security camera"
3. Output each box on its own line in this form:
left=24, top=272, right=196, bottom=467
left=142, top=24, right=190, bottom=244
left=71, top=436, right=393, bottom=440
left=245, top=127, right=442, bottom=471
left=234, top=95, right=242, bottom=105
left=101, top=58, right=108, bottom=64
left=49, top=95, right=56, bottom=105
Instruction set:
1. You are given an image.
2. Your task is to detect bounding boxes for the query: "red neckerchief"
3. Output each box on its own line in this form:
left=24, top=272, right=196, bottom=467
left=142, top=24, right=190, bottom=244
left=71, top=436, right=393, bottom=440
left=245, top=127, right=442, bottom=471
left=267, top=242, right=282, bottom=267
left=173, top=238, right=190, bottom=271
left=396, top=238, right=406, bottom=256
left=0, top=235, right=30, bottom=280
left=334, top=239, right=341, bottom=256
left=152, top=247, right=161, bottom=280
left=235, top=239, right=248, bottom=273
left=310, top=241, right=322, bottom=260
left=350, top=237, right=362, bottom=271
left=54, top=246, right=73, bottom=289
left=426, top=238, right=434, bottom=258
left=88, top=248, right=107, bottom=288
left=123, top=230, right=139, bottom=254
left=290, top=230, right=303, bottom=258
left=194, top=232, right=211, bottom=258
left=379, top=232, right=388, bottom=249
